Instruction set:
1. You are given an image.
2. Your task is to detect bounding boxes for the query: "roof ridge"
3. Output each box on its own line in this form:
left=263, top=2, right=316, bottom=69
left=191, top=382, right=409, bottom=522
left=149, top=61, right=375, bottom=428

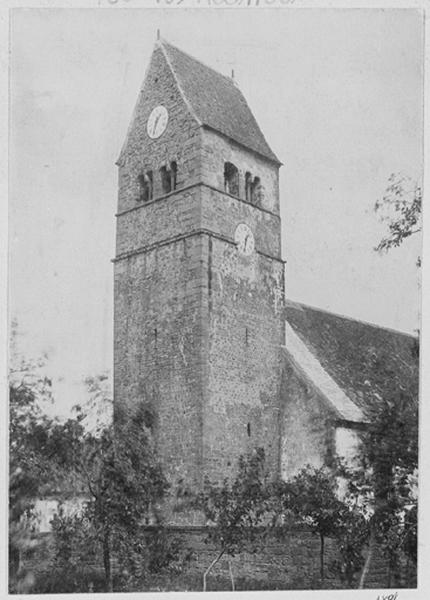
left=285, top=299, right=419, bottom=339
left=159, top=37, right=281, bottom=165
left=158, top=38, right=237, bottom=87
left=157, top=39, right=202, bottom=128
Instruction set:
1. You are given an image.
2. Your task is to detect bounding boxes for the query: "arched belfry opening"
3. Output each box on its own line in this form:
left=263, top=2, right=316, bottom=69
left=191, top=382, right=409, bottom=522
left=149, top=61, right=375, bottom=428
left=251, top=176, right=261, bottom=205
left=224, top=161, right=239, bottom=197
left=138, top=171, right=153, bottom=202
left=245, top=172, right=252, bottom=202
left=160, top=165, right=171, bottom=194
left=160, top=161, right=178, bottom=195
left=170, top=161, right=178, bottom=190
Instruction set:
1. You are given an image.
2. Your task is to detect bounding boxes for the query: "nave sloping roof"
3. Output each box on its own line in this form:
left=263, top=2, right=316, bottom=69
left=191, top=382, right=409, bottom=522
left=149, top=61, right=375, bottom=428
left=284, top=301, right=419, bottom=419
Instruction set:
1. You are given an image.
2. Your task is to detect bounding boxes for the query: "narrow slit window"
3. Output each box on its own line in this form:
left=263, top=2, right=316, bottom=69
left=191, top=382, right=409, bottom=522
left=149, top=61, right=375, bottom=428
left=251, top=176, right=261, bottom=205
left=245, top=172, right=252, bottom=203
left=147, top=171, right=153, bottom=199
left=160, top=165, right=172, bottom=194
left=138, top=171, right=153, bottom=202
left=247, top=423, right=251, bottom=437
left=170, top=161, right=178, bottom=191
left=224, top=162, right=239, bottom=197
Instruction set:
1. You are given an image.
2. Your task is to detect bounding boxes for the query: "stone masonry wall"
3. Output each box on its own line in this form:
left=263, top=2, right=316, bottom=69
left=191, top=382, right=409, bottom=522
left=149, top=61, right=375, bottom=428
left=20, top=528, right=405, bottom=591
left=117, top=42, right=202, bottom=213
left=176, top=527, right=343, bottom=589
left=204, top=234, right=285, bottom=482
left=200, top=185, right=281, bottom=259
left=201, top=128, right=280, bottom=215
left=280, top=356, right=336, bottom=479
left=115, top=40, right=285, bottom=494
left=116, top=186, right=202, bottom=258
left=199, top=133, right=284, bottom=482
left=114, top=42, right=206, bottom=491
left=114, top=235, right=207, bottom=490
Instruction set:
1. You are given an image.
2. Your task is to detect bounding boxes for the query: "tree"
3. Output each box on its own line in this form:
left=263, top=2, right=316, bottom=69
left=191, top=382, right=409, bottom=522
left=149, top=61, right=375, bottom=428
left=367, top=398, right=417, bottom=587
left=8, top=365, right=103, bottom=593
left=9, top=389, right=68, bottom=586
left=275, top=466, right=352, bottom=583
left=9, top=338, right=170, bottom=593
left=9, top=370, right=62, bottom=593
left=374, top=172, right=422, bottom=266
left=340, top=389, right=418, bottom=588
left=79, top=372, right=113, bottom=434
left=333, top=502, right=368, bottom=588
left=268, top=464, right=370, bottom=588
left=195, top=448, right=269, bottom=591
left=9, top=325, right=56, bottom=555
left=47, top=404, right=169, bottom=592
left=370, top=175, right=420, bottom=586
left=364, top=197, right=419, bottom=585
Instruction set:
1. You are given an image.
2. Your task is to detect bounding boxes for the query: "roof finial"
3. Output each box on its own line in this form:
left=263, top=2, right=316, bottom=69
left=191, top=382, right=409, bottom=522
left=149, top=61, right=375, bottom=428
left=157, top=29, right=160, bottom=41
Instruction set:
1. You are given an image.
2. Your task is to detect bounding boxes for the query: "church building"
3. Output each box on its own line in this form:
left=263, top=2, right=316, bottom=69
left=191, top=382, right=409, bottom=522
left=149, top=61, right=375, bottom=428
left=114, top=38, right=419, bottom=503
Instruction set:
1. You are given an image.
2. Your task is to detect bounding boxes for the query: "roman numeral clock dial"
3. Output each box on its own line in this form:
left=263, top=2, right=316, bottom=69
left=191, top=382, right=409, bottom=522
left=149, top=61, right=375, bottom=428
left=147, top=105, right=168, bottom=139
left=234, top=223, right=255, bottom=256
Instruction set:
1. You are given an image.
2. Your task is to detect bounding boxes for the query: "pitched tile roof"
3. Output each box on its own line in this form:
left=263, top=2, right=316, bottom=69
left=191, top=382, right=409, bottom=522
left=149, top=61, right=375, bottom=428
left=284, top=301, right=419, bottom=419
left=159, top=39, right=281, bottom=164
left=283, top=323, right=365, bottom=422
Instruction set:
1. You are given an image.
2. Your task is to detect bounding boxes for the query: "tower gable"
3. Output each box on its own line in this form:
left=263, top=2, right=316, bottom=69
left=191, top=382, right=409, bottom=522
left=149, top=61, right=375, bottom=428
left=117, top=42, right=202, bottom=214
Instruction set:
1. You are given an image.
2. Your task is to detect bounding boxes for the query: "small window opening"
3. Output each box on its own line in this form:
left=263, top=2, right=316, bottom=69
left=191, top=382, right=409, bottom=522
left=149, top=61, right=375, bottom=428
left=247, top=423, right=251, bottom=437
left=160, top=165, right=172, bottom=194
left=245, top=172, right=252, bottom=203
left=251, top=176, right=261, bottom=205
left=170, top=161, right=178, bottom=191
left=224, top=162, right=239, bottom=196
left=138, top=171, right=153, bottom=202
left=245, top=327, right=249, bottom=345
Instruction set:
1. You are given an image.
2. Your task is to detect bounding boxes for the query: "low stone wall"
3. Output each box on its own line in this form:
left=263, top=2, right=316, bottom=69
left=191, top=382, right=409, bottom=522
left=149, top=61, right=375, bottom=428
left=164, top=526, right=340, bottom=589
left=16, top=526, right=415, bottom=592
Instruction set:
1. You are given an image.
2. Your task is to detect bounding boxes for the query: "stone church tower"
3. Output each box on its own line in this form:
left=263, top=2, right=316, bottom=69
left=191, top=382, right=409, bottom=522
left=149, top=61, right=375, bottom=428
left=114, top=39, right=285, bottom=491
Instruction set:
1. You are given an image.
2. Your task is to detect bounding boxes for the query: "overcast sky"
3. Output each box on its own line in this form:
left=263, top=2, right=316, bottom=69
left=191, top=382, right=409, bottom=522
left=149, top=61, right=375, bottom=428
left=9, top=8, right=423, bottom=417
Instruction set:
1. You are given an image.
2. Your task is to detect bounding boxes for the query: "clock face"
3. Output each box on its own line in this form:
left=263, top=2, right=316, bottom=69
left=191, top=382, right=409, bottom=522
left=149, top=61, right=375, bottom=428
left=234, top=223, right=255, bottom=256
left=147, top=105, right=168, bottom=139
